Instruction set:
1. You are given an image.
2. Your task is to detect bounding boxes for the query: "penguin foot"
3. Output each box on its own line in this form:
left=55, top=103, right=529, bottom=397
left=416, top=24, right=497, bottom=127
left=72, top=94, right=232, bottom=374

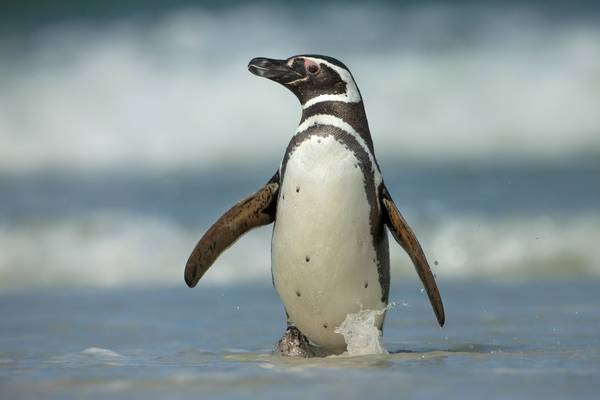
left=274, top=326, right=315, bottom=358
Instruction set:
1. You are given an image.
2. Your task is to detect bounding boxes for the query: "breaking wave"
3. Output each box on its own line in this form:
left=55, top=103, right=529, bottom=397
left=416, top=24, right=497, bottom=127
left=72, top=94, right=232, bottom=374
left=1, top=211, right=599, bottom=291
left=1, top=2, right=600, bottom=173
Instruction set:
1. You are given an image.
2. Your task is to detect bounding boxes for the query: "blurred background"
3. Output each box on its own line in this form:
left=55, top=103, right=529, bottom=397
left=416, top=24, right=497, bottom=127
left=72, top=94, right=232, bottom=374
left=1, top=0, right=599, bottom=291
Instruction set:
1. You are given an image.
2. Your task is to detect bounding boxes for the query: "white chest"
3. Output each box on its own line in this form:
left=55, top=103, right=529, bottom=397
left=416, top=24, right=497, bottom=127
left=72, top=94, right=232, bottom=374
left=271, top=134, right=386, bottom=351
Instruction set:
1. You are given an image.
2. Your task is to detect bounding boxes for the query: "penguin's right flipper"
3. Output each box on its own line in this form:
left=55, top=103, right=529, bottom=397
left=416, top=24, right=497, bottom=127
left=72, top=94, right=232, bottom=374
left=184, top=172, right=279, bottom=288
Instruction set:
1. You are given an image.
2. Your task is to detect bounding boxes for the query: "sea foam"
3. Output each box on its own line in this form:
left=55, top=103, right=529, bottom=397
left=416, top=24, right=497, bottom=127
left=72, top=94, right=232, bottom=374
left=1, top=3, right=599, bottom=173
left=1, top=211, right=599, bottom=291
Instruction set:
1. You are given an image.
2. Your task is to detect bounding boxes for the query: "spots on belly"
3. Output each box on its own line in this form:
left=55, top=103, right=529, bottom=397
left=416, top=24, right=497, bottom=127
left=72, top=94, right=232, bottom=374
left=280, top=126, right=390, bottom=303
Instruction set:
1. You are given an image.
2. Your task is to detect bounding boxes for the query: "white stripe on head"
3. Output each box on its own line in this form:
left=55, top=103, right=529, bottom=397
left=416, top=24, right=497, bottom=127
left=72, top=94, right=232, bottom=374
left=302, top=58, right=362, bottom=109
left=294, top=114, right=382, bottom=186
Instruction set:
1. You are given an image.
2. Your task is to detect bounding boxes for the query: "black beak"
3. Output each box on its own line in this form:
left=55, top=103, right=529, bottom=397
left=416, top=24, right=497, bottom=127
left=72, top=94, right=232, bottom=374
left=248, top=57, right=303, bottom=84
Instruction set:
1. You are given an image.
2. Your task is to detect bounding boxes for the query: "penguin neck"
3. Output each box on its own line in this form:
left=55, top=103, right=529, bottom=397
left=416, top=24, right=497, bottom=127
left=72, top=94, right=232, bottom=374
left=299, top=100, right=375, bottom=154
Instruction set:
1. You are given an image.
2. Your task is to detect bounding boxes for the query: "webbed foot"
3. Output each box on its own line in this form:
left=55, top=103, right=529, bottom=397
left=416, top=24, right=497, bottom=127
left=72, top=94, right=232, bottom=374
left=274, top=326, right=315, bottom=358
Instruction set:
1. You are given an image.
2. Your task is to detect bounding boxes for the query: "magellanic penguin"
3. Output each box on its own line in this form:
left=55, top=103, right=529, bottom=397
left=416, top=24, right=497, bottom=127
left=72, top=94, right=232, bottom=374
left=185, top=55, right=445, bottom=357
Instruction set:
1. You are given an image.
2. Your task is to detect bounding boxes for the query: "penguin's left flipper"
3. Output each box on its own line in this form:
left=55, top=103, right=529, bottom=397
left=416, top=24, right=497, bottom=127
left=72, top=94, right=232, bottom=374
left=184, top=172, right=280, bottom=288
left=381, top=185, right=445, bottom=327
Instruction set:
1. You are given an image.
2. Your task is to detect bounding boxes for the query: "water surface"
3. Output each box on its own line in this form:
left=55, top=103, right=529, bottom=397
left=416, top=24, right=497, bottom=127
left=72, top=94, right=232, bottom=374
left=1, top=281, right=598, bottom=399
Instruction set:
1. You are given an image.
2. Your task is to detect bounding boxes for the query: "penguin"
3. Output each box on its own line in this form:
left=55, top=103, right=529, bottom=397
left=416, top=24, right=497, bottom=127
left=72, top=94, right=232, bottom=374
left=184, top=55, right=444, bottom=357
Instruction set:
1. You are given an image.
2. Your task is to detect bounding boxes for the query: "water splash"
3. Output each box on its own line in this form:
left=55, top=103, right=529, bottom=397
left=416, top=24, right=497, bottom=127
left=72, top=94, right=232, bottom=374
left=334, top=303, right=395, bottom=356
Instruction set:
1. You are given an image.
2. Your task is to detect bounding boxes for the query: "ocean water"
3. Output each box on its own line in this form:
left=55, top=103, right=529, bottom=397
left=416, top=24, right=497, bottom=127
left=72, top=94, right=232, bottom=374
left=1, top=166, right=599, bottom=399
left=1, top=281, right=599, bottom=399
left=2, top=1, right=600, bottom=173
left=1, top=163, right=599, bottom=289
left=2, top=0, right=600, bottom=398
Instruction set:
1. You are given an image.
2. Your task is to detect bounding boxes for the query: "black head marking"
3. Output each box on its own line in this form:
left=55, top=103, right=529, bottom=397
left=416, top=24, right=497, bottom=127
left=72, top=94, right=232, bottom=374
left=248, top=54, right=360, bottom=106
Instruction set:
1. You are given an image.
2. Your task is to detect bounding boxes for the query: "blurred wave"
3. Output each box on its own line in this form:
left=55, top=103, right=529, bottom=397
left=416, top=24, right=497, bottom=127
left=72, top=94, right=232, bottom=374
left=1, top=2, right=600, bottom=173
left=1, top=2, right=599, bottom=290
left=1, top=211, right=599, bottom=290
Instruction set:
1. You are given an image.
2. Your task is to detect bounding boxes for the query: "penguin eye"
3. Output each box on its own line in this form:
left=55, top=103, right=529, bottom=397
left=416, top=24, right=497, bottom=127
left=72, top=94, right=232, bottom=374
left=305, top=60, right=320, bottom=74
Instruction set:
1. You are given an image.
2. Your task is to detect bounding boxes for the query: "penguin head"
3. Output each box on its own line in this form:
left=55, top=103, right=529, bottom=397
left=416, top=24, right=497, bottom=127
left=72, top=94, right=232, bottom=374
left=248, top=55, right=361, bottom=107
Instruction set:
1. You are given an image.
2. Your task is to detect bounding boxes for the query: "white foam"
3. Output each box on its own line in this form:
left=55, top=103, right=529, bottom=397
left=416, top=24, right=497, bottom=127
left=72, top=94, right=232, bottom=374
left=80, top=347, right=123, bottom=358
left=1, top=4, right=599, bottom=173
left=1, top=212, right=600, bottom=291
left=415, top=213, right=600, bottom=279
left=0, top=212, right=272, bottom=291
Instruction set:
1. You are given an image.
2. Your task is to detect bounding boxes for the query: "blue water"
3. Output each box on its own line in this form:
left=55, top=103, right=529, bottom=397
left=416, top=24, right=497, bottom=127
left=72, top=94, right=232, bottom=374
left=2, top=0, right=600, bottom=397
left=1, top=164, right=599, bottom=292
left=1, top=281, right=599, bottom=399
left=2, top=161, right=599, bottom=223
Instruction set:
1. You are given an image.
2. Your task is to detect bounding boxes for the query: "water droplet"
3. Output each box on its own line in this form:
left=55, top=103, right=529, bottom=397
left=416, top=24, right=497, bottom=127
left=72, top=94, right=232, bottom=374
left=434, top=260, right=439, bottom=266
left=420, top=288, right=425, bottom=293
left=401, top=301, right=408, bottom=307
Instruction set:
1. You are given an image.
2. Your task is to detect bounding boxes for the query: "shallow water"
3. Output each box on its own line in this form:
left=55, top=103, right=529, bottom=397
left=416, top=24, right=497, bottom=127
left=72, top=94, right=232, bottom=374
left=2, top=1, right=600, bottom=398
left=1, top=280, right=599, bottom=399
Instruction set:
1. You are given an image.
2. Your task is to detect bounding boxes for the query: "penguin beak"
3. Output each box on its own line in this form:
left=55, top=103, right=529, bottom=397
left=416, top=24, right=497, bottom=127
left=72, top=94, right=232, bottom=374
left=248, top=57, right=303, bottom=84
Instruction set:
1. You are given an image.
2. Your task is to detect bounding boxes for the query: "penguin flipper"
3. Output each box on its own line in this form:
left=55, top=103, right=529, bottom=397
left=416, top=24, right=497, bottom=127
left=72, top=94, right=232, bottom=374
left=380, top=185, right=445, bottom=327
left=184, top=173, right=279, bottom=288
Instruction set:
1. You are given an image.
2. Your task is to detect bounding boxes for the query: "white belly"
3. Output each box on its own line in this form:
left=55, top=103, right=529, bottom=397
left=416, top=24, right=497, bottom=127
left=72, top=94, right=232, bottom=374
left=272, top=134, right=387, bottom=351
